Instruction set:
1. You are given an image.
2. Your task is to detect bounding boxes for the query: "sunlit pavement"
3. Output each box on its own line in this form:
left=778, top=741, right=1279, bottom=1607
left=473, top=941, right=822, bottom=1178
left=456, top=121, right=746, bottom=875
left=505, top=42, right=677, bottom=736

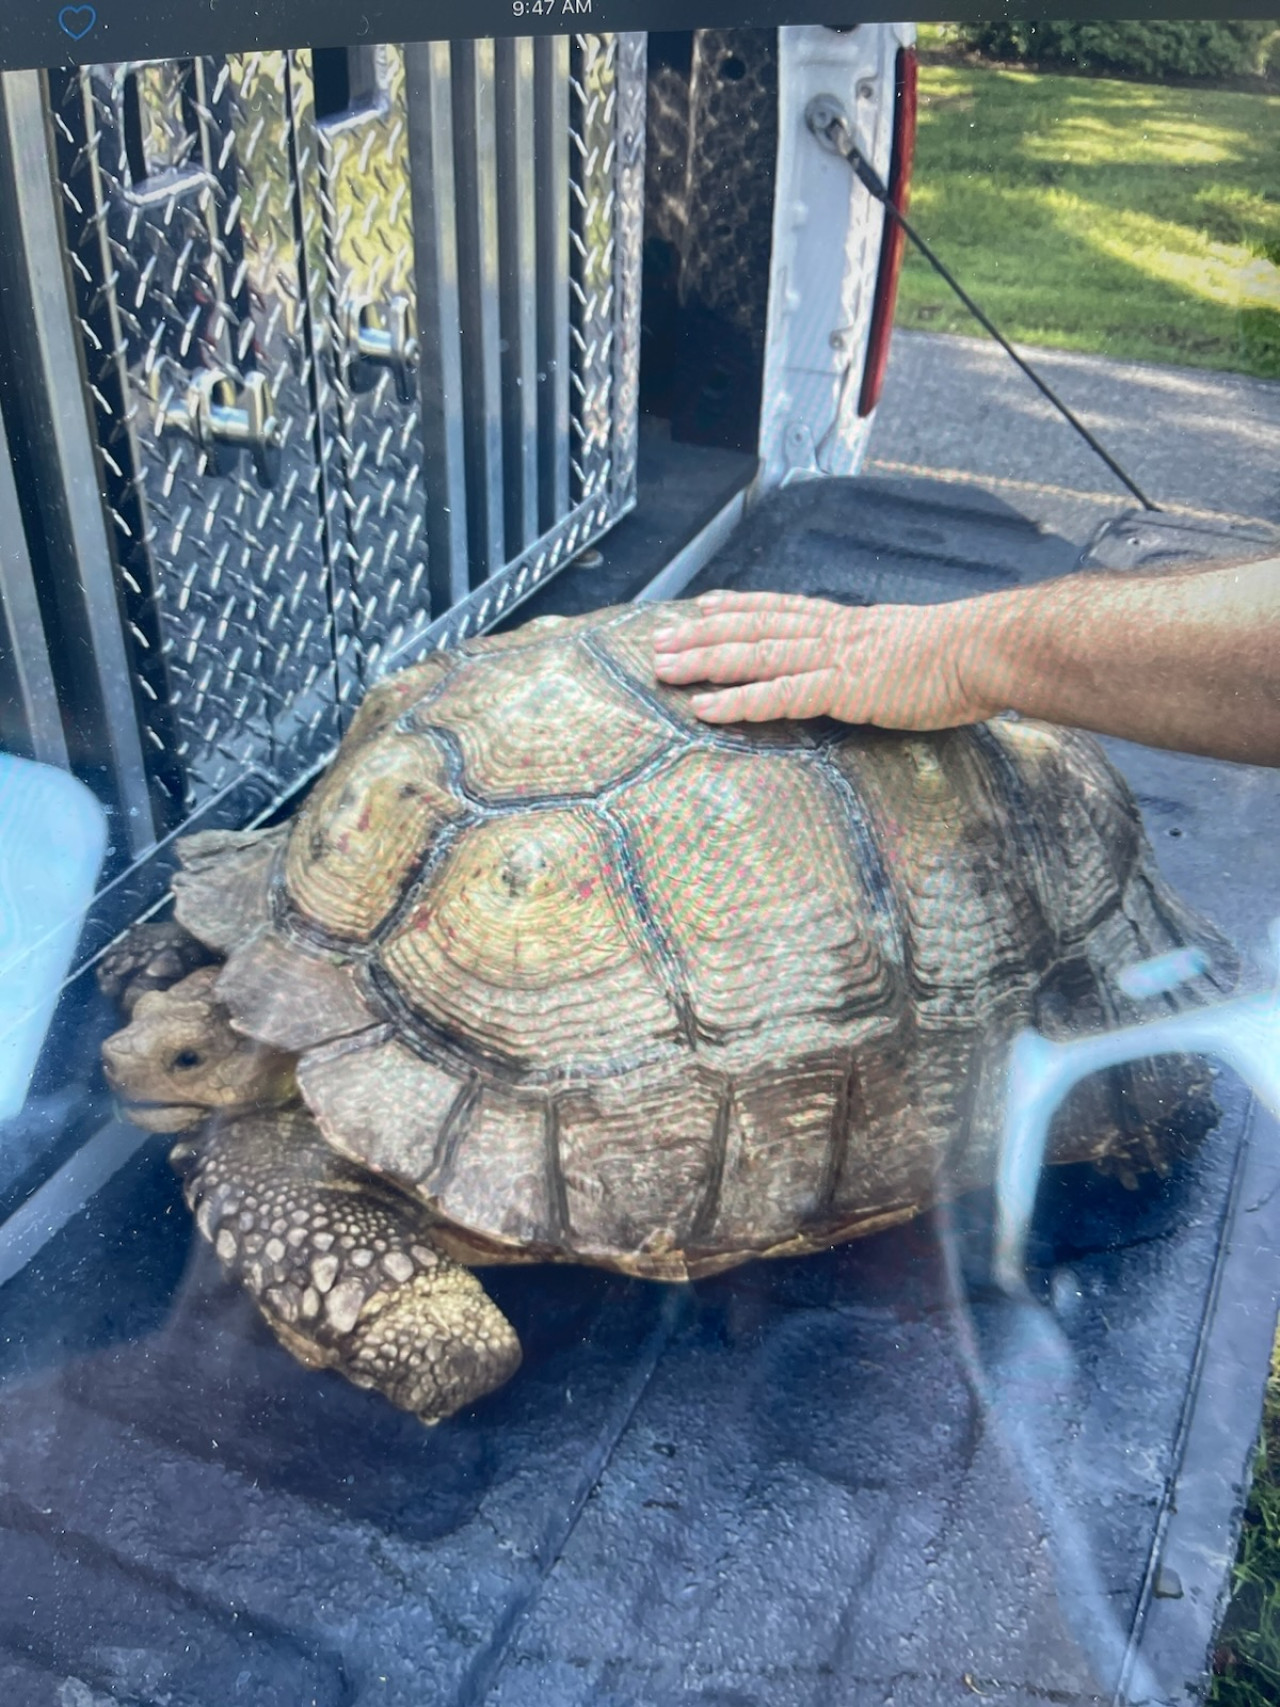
left=866, top=329, right=1280, bottom=543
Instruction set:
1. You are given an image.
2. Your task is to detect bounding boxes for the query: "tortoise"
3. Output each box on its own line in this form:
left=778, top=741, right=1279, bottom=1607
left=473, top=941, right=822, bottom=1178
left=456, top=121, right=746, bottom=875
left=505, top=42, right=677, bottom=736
left=100, top=600, right=1235, bottom=1424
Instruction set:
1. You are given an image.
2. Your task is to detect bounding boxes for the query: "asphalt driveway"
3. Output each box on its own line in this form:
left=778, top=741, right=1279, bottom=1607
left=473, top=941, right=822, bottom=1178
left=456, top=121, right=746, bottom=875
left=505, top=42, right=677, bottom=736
left=865, top=329, right=1280, bottom=547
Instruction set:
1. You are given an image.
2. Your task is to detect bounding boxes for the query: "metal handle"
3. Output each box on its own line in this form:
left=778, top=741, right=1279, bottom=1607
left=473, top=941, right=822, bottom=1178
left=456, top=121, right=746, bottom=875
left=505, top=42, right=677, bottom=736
left=346, top=295, right=419, bottom=405
left=154, top=368, right=283, bottom=488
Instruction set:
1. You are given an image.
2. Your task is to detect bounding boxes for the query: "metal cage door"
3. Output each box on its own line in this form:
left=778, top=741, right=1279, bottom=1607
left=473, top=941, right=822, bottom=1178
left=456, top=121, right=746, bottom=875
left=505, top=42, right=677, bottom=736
left=297, top=31, right=645, bottom=682
left=39, top=36, right=643, bottom=839
left=51, top=52, right=343, bottom=828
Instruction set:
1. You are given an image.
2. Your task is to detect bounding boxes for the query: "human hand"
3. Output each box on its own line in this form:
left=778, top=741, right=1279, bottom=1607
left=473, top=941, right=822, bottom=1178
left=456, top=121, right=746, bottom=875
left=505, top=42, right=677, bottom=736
left=651, top=590, right=1001, bottom=730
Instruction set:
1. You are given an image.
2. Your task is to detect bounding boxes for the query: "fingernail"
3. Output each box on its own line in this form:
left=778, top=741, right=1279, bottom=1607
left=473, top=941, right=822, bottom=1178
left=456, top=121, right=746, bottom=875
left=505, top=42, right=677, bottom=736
left=690, top=693, right=711, bottom=711
left=653, top=626, right=674, bottom=645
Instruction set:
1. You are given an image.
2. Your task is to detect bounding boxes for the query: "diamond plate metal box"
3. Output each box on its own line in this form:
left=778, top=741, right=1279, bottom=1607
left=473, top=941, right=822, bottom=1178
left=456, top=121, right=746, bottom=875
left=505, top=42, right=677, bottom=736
left=51, top=54, right=341, bottom=824
left=37, top=33, right=644, bottom=866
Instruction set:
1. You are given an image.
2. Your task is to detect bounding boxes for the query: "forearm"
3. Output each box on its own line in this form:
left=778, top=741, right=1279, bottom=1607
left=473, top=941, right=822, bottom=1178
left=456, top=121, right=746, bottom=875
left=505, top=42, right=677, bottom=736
left=961, top=560, right=1280, bottom=766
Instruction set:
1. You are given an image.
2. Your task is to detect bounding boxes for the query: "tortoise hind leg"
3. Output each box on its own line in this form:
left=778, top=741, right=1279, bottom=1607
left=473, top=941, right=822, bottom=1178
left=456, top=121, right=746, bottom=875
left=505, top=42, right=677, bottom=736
left=179, top=1107, right=521, bottom=1423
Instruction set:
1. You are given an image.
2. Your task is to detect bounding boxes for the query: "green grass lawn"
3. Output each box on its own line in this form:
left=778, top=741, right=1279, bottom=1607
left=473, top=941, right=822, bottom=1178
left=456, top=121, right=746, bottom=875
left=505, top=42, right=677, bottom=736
left=1210, top=1353, right=1280, bottom=1705
left=897, top=56, right=1280, bottom=377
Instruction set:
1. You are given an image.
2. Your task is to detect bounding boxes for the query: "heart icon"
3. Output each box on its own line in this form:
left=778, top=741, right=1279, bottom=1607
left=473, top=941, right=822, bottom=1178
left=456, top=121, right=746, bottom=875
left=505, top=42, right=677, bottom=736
left=58, top=5, right=97, bottom=40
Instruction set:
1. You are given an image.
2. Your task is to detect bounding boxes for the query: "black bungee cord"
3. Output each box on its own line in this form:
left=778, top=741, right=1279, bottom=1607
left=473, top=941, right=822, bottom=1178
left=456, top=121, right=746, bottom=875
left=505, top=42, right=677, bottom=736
left=805, top=95, right=1160, bottom=513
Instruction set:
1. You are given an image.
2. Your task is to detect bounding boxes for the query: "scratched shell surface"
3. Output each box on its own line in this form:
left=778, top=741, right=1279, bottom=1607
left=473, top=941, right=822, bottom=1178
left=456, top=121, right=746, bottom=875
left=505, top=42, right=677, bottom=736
left=191, top=601, right=1231, bottom=1279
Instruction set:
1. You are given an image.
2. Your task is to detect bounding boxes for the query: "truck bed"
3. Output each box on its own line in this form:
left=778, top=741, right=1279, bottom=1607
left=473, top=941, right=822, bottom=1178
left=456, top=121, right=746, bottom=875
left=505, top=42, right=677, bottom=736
left=1, top=472, right=1278, bottom=1707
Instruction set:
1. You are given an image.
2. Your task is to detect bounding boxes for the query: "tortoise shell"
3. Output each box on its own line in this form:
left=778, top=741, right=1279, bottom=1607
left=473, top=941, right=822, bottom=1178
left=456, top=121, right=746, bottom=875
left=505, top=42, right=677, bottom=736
left=172, top=601, right=1230, bottom=1280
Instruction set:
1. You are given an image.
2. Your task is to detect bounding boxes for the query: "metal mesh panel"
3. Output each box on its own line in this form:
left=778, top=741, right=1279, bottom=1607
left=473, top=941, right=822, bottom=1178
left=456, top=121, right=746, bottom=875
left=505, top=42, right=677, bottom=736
left=678, top=32, right=777, bottom=344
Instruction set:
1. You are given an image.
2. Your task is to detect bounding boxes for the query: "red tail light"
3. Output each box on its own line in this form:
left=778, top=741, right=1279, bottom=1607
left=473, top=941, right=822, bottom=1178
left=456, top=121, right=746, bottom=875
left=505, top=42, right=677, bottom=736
left=857, top=45, right=918, bottom=418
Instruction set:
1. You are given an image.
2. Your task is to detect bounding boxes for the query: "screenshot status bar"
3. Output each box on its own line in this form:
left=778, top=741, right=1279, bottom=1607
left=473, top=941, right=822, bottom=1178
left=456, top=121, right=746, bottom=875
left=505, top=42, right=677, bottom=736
left=4, top=2, right=1258, bottom=76
left=4, top=0, right=894, bottom=73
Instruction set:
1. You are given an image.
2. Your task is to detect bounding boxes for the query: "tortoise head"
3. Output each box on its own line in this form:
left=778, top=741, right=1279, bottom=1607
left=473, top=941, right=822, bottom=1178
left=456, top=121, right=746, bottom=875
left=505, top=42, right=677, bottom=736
left=101, top=966, right=297, bottom=1132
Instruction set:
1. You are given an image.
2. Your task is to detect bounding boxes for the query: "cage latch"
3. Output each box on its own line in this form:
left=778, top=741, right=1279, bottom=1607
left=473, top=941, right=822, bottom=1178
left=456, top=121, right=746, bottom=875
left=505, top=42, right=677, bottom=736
left=153, top=368, right=283, bottom=488
left=346, top=296, right=419, bottom=405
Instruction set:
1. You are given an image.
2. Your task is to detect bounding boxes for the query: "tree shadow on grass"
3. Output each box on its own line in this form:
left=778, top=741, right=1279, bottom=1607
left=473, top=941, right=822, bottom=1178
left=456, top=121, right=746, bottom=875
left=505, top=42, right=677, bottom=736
left=904, top=65, right=1280, bottom=373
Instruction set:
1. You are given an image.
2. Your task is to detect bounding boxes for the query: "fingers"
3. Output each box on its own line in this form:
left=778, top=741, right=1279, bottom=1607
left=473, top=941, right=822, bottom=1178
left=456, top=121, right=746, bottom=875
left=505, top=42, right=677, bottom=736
left=653, top=634, right=830, bottom=686
left=655, top=600, right=836, bottom=652
left=649, top=594, right=868, bottom=725
left=648, top=593, right=989, bottom=733
left=694, top=589, right=825, bottom=617
left=689, top=670, right=839, bottom=723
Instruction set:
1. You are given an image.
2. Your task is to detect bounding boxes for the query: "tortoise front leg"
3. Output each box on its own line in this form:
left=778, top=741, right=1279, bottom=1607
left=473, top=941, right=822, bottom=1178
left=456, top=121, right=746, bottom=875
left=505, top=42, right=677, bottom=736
left=97, top=919, right=215, bottom=1014
left=175, top=1108, right=522, bottom=1423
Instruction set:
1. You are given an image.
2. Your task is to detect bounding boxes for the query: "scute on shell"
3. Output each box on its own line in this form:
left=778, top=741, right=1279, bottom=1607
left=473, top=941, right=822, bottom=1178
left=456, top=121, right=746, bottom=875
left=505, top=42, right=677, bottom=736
left=378, top=808, right=684, bottom=1070
left=285, top=734, right=464, bottom=940
left=405, top=633, right=675, bottom=799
